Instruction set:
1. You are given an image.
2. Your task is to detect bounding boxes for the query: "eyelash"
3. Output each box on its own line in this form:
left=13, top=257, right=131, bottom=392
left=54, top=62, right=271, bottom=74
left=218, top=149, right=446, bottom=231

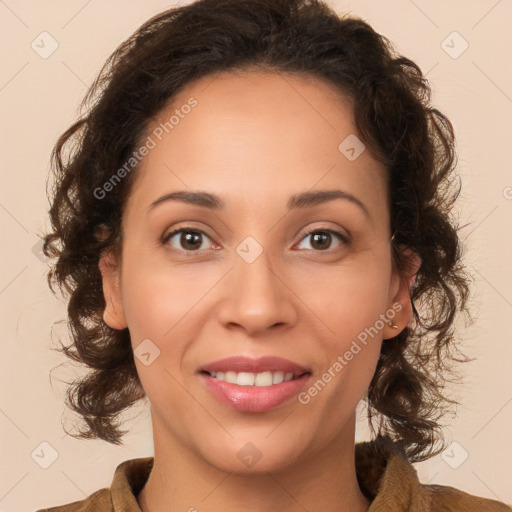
left=161, top=226, right=348, bottom=254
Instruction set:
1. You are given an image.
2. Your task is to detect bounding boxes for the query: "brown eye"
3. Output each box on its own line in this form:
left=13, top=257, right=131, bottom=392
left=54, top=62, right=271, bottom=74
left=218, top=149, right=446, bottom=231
left=296, top=229, right=347, bottom=251
left=163, top=228, right=212, bottom=251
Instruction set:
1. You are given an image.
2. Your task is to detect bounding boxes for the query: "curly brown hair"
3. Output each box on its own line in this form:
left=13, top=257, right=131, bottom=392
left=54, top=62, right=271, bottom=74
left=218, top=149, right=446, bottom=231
left=43, top=0, right=474, bottom=462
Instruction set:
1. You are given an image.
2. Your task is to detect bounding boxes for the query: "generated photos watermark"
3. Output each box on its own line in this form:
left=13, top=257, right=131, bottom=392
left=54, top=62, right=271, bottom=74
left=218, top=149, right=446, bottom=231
left=93, top=96, right=198, bottom=200
left=298, top=302, right=402, bottom=405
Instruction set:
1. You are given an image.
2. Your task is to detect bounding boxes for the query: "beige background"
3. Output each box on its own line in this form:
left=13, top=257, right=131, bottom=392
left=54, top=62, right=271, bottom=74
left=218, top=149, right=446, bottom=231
left=0, top=1, right=511, bottom=510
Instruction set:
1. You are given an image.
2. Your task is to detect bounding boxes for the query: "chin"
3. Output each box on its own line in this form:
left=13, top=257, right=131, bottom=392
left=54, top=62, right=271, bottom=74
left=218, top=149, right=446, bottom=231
left=196, top=434, right=307, bottom=476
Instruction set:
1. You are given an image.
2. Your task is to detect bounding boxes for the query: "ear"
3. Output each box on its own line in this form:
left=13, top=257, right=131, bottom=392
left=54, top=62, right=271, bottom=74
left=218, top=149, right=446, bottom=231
left=382, top=246, right=421, bottom=340
left=98, top=249, right=127, bottom=330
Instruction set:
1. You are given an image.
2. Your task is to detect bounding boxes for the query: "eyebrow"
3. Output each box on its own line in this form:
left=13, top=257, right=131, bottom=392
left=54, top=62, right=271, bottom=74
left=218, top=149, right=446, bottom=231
left=148, top=189, right=371, bottom=219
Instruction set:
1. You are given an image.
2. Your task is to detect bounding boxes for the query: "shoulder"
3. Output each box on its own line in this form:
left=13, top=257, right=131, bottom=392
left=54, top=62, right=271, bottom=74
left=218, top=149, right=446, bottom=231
left=34, top=457, right=154, bottom=512
left=355, top=437, right=511, bottom=511
left=424, top=483, right=512, bottom=511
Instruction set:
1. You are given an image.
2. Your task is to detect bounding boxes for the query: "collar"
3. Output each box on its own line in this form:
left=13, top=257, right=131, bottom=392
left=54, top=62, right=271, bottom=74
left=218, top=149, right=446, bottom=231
left=355, top=435, right=432, bottom=511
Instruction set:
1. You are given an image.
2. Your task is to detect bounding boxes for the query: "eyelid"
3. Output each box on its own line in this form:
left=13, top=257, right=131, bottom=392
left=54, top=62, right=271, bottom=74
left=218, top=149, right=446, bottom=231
left=299, top=224, right=349, bottom=241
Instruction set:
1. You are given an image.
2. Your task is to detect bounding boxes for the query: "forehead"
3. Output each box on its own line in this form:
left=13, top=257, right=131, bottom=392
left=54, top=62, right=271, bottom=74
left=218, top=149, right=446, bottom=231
left=125, top=70, right=387, bottom=220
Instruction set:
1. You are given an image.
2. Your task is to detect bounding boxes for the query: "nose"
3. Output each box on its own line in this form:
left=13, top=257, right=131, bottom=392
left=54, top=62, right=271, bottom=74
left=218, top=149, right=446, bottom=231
left=216, top=246, right=298, bottom=336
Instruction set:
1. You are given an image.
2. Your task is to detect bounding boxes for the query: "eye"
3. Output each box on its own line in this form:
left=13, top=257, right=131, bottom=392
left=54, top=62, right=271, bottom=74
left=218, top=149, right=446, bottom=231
left=295, top=228, right=348, bottom=252
left=162, top=226, right=348, bottom=254
left=162, top=227, right=217, bottom=252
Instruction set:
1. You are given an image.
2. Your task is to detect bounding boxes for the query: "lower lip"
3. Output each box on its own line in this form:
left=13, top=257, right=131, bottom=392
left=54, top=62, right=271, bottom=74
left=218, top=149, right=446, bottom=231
left=199, top=372, right=311, bottom=412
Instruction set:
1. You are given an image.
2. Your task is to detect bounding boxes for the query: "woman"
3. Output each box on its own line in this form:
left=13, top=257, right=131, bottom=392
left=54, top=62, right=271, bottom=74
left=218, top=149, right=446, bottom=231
left=37, top=0, right=512, bottom=510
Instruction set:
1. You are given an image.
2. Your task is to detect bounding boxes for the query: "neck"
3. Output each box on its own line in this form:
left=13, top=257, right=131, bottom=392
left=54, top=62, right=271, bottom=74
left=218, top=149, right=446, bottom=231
left=137, top=414, right=371, bottom=512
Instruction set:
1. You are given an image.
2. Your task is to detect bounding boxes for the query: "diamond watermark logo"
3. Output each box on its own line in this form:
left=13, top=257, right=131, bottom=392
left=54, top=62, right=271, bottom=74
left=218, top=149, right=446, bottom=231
left=441, top=31, right=469, bottom=59
left=338, top=134, right=365, bottom=161
left=31, top=31, right=59, bottom=59
left=441, top=441, right=469, bottom=469
left=134, top=338, right=161, bottom=366
left=31, top=441, right=59, bottom=469
left=31, top=238, right=47, bottom=263
left=237, top=442, right=262, bottom=468
left=236, top=236, right=263, bottom=264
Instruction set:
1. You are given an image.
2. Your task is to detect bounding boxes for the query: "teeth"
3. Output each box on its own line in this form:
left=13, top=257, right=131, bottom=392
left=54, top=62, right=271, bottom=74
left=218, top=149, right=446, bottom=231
left=209, top=370, right=298, bottom=386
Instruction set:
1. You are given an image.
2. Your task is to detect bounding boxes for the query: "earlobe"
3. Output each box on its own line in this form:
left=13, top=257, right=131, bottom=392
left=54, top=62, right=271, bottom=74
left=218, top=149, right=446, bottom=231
left=383, top=246, right=421, bottom=339
left=98, top=249, right=127, bottom=330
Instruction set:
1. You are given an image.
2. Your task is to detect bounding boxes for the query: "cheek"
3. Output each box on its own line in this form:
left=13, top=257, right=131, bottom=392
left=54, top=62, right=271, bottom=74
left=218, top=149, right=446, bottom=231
left=119, top=260, right=197, bottom=404
left=297, top=256, right=392, bottom=336
left=294, top=256, right=391, bottom=395
left=121, top=274, right=175, bottom=344
left=119, top=249, right=208, bottom=342
left=297, top=269, right=388, bottom=423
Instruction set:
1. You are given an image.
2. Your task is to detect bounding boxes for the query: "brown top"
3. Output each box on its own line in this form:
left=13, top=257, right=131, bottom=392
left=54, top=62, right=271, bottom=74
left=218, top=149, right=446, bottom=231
left=36, top=437, right=512, bottom=512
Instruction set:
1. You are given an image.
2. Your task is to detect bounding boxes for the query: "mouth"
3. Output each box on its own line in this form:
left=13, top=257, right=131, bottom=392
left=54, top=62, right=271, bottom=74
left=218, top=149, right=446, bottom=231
left=199, top=355, right=311, bottom=379
left=198, top=370, right=312, bottom=413
left=198, top=355, right=312, bottom=411
left=200, top=369, right=310, bottom=386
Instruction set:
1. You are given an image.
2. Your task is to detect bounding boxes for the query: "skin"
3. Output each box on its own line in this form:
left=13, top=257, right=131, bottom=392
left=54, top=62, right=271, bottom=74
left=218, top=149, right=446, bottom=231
left=100, top=69, right=420, bottom=512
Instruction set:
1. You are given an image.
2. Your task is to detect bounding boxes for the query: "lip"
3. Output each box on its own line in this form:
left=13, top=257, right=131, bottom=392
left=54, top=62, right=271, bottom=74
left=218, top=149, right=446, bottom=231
left=199, top=372, right=311, bottom=412
left=200, top=355, right=311, bottom=375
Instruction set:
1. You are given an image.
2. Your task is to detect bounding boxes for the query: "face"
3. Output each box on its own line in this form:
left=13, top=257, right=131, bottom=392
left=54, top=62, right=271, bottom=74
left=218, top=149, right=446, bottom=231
left=100, top=70, right=417, bottom=474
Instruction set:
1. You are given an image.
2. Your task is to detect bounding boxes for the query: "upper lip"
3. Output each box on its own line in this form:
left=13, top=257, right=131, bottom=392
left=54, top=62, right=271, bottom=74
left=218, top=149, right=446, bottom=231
left=200, top=356, right=311, bottom=376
